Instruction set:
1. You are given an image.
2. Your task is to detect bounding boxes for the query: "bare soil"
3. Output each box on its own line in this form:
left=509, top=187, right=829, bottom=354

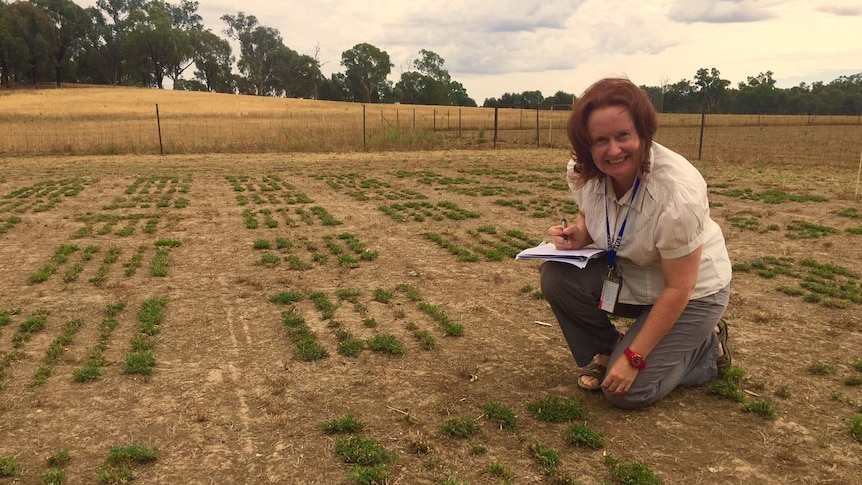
left=1, top=150, right=860, bottom=485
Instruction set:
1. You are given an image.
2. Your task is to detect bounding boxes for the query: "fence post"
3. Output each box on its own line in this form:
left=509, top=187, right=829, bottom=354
left=433, top=110, right=437, bottom=131
left=363, top=104, right=367, bottom=151
left=155, top=104, right=164, bottom=155
left=493, top=107, right=499, bottom=149
left=697, top=108, right=705, bottom=161
left=536, top=108, right=540, bottom=148
left=459, top=108, right=462, bottom=138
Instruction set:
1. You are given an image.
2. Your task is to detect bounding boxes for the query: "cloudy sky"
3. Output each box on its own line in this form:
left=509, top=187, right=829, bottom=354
left=76, top=0, right=861, bottom=102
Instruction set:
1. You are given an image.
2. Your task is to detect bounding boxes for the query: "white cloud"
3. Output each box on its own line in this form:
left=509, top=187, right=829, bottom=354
left=668, top=0, right=778, bottom=23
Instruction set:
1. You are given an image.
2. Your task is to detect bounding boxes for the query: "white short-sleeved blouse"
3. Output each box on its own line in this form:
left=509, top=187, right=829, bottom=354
left=567, top=142, right=732, bottom=305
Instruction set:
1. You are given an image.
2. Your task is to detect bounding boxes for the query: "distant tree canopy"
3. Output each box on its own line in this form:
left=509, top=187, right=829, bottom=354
left=1, top=2, right=859, bottom=114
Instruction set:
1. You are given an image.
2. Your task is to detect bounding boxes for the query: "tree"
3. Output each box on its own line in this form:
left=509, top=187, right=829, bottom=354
left=193, top=29, right=233, bottom=93
left=662, top=78, right=697, bottom=113
left=395, top=49, right=475, bottom=106
left=33, top=0, right=93, bottom=86
left=318, top=72, right=349, bottom=101
left=0, top=1, right=28, bottom=84
left=341, top=43, right=392, bottom=103
left=90, top=0, right=146, bottom=85
left=163, top=0, right=202, bottom=84
left=124, top=2, right=195, bottom=88
left=2, top=1, right=54, bottom=85
left=221, top=12, right=283, bottom=96
left=270, top=45, right=322, bottom=98
left=693, top=67, right=729, bottom=112
left=540, top=91, right=576, bottom=109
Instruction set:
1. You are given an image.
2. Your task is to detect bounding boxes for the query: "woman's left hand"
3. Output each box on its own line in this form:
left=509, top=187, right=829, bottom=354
left=601, top=358, right=639, bottom=395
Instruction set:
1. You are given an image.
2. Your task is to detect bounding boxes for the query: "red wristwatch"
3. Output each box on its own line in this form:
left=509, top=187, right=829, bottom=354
left=624, top=348, right=646, bottom=369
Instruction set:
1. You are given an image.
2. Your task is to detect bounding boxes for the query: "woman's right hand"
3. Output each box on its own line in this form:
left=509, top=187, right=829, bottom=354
left=548, top=223, right=571, bottom=249
left=548, top=212, right=591, bottom=250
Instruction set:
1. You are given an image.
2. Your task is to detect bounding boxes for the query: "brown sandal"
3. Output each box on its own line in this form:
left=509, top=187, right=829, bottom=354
left=716, top=318, right=732, bottom=375
left=577, top=360, right=607, bottom=391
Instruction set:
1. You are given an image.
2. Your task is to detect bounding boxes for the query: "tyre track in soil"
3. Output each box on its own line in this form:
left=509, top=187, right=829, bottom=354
left=152, top=173, right=283, bottom=483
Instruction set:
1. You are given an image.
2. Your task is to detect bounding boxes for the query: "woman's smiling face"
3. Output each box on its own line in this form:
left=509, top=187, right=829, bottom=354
left=587, top=105, right=642, bottom=190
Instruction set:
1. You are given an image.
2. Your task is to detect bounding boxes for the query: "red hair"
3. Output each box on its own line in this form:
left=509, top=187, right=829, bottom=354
left=566, top=78, right=657, bottom=186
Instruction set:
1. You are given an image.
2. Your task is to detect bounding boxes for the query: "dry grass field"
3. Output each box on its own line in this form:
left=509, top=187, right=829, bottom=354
left=1, top=86, right=860, bottom=168
left=1, top=88, right=861, bottom=485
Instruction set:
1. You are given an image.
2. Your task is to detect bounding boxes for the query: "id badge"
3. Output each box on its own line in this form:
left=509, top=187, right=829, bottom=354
left=599, top=269, right=622, bottom=313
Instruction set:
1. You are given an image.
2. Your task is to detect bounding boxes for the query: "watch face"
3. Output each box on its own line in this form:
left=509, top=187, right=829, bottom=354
left=631, top=356, right=643, bottom=367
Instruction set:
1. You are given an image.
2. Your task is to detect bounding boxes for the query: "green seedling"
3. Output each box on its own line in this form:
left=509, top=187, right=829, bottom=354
left=334, top=436, right=396, bottom=466
left=441, top=417, right=478, bottom=438
left=484, top=400, right=518, bottom=431
left=526, top=395, right=588, bottom=422
left=530, top=442, right=560, bottom=476
left=604, top=454, right=663, bottom=485
left=850, top=415, right=862, bottom=443
left=366, top=334, right=404, bottom=356
left=319, top=414, right=365, bottom=435
left=565, top=423, right=605, bottom=449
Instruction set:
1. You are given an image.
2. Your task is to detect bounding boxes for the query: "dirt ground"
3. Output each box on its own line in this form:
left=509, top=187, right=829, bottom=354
left=1, top=149, right=860, bottom=485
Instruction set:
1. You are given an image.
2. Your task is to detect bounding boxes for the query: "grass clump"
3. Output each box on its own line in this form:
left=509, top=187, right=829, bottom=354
left=741, top=400, right=778, bottom=420
left=850, top=415, right=862, bottom=443
left=565, top=423, right=605, bottom=449
left=707, top=367, right=778, bottom=420
left=0, top=456, right=21, bottom=477
left=335, top=436, right=396, bottom=466
left=319, top=414, right=365, bottom=435
left=106, top=444, right=158, bottom=465
left=336, top=334, right=364, bottom=358
left=484, top=400, right=518, bottom=431
left=530, top=442, right=560, bottom=476
left=527, top=395, right=588, bottom=422
left=138, top=297, right=168, bottom=336
left=417, top=301, right=463, bottom=336
left=441, top=417, right=478, bottom=438
left=366, top=334, right=405, bottom=356
left=412, top=329, right=437, bottom=350
left=487, top=460, right=515, bottom=482
left=282, top=309, right=328, bottom=361
left=269, top=292, right=304, bottom=305
left=373, top=287, right=394, bottom=303
left=97, top=444, right=158, bottom=484
left=41, top=449, right=71, bottom=485
left=808, top=362, right=836, bottom=375
left=310, top=291, right=339, bottom=319
left=122, top=351, right=155, bottom=375
left=604, top=454, right=663, bottom=485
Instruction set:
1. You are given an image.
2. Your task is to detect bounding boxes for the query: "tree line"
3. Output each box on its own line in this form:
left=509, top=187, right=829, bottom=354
left=1, top=0, right=860, bottom=115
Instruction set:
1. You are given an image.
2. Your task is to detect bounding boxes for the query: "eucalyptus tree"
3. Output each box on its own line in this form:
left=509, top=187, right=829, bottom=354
left=693, top=67, right=730, bottom=113
left=222, top=12, right=284, bottom=96
left=270, top=45, right=322, bottom=98
left=193, top=28, right=233, bottom=93
left=78, top=0, right=145, bottom=85
left=162, top=0, right=202, bottom=84
left=124, top=1, right=194, bottom=88
left=33, top=0, right=93, bottom=85
left=0, top=0, right=23, bottom=84
left=0, top=0, right=54, bottom=84
left=341, top=42, right=392, bottom=103
left=395, top=49, right=475, bottom=106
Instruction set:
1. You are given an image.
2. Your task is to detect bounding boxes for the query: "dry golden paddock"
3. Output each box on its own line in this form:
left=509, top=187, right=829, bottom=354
left=1, top=88, right=861, bottom=485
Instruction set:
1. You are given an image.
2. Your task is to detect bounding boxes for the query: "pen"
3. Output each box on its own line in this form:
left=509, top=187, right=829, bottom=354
left=561, top=218, right=568, bottom=243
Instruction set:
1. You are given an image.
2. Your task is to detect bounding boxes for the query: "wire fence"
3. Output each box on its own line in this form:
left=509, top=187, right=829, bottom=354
left=2, top=104, right=860, bottom=168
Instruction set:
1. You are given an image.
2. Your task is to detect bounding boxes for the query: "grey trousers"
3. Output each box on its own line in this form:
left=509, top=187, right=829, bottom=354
left=539, top=258, right=731, bottom=409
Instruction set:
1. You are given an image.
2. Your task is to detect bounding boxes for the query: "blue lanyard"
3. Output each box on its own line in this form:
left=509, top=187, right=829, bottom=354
left=605, top=177, right=641, bottom=270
